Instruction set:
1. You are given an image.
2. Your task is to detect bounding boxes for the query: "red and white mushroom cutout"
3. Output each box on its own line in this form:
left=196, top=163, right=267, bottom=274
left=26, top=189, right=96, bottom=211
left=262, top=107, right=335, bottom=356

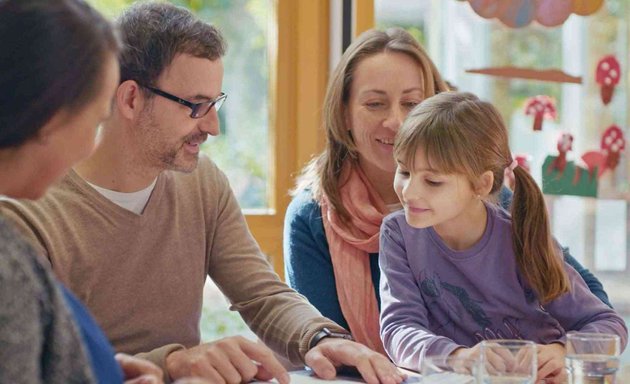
left=582, top=125, right=626, bottom=178
left=595, top=55, right=621, bottom=105
left=548, top=132, right=573, bottom=175
left=601, top=125, right=626, bottom=173
left=524, top=95, right=557, bottom=131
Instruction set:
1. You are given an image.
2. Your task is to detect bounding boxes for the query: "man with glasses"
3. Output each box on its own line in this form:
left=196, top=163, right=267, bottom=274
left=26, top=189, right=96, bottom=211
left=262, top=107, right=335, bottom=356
left=0, top=2, right=404, bottom=384
left=142, top=86, right=227, bottom=119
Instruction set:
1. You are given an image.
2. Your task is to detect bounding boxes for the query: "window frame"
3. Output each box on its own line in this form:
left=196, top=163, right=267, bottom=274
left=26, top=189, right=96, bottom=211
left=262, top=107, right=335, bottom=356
left=244, top=0, right=329, bottom=278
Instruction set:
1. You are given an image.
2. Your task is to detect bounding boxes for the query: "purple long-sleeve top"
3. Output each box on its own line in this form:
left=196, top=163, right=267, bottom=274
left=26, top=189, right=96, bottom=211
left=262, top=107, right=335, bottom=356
left=379, top=203, right=627, bottom=371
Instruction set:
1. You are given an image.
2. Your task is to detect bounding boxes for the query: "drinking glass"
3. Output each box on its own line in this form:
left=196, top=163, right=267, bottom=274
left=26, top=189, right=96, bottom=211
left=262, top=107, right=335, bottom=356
left=565, top=332, right=620, bottom=384
left=479, top=340, right=536, bottom=383
left=421, top=355, right=479, bottom=383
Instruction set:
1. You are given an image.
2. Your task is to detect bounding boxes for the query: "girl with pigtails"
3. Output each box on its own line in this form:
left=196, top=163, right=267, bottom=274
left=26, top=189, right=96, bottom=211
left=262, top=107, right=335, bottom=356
left=379, top=92, right=627, bottom=383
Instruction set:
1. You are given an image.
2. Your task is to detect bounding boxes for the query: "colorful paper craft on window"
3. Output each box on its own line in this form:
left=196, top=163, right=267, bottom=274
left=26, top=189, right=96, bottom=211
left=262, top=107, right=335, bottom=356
left=581, top=125, right=626, bottom=179
left=595, top=56, right=621, bottom=105
left=543, top=132, right=598, bottom=197
left=543, top=127, right=627, bottom=198
left=524, top=95, right=556, bottom=131
left=465, top=0, right=604, bottom=28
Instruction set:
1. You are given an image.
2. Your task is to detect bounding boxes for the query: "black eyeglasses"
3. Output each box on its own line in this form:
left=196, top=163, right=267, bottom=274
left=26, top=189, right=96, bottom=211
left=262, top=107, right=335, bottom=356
left=142, top=85, right=227, bottom=119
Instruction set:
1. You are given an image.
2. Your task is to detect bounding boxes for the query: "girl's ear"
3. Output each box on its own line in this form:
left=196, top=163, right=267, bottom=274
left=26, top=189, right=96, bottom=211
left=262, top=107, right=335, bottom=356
left=475, top=170, right=494, bottom=197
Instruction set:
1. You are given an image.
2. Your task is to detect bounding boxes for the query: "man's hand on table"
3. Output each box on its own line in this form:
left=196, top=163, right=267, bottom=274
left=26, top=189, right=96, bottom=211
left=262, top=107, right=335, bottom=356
left=305, top=338, right=406, bottom=384
left=165, top=336, right=289, bottom=384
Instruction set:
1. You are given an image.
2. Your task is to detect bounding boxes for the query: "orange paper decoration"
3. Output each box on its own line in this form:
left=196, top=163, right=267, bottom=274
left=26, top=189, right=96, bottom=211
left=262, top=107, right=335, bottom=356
left=466, top=0, right=604, bottom=28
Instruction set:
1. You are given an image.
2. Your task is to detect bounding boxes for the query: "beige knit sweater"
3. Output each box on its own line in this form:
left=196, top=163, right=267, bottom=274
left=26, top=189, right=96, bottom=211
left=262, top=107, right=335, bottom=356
left=0, top=155, right=343, bottom=377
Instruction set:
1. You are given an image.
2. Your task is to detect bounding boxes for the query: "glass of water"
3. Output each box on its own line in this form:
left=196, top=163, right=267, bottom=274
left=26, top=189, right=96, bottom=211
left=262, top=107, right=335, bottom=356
left=565, top=332, right=620, bottom=384
left=479, top=340, right=537, bottom=383
left=421, top=355, right=479, bottom=383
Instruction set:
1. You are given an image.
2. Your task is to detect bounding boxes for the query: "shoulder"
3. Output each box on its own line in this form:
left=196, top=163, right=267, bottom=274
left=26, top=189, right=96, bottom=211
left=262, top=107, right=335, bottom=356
left=182, top=153, right=223, bottom=181
left=284, top=189, right=326, bottom=241
left=195, top=153, right=223, bottom=176
left=0, top=217, right=47, bottom=295
left=488, top=202, right=512, bottom=228
left=0, top=175, right=87, bottom=247
left=0, top=172, right=87, bottom=219
left=380, top=210, right=409, bottom=242
left=286, top=189, right=320, bottom=221
left=382, top=210, right=406, bottom=230
left=168, top=153, right=229, bottom=195
left=0, top=215, right=37, bottom=256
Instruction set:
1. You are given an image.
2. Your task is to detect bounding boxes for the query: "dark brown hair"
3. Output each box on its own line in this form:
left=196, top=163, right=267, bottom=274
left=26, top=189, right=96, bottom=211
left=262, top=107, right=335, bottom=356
left=117, top=1, right=226, bottom=89
left=0, top=0, right=119, bottom=148
left=395, top=92, right=570, bottom=303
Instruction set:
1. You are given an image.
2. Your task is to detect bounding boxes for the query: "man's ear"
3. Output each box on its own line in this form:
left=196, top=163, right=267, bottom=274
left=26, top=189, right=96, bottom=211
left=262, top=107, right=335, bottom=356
left=476, top=170, right=494, bottom=197
left=116, top=80, right=145, bottom=120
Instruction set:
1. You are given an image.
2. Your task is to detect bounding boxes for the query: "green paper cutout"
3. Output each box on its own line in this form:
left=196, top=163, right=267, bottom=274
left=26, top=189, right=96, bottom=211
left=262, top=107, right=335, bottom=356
left=542, top=156, right=598, bottom=197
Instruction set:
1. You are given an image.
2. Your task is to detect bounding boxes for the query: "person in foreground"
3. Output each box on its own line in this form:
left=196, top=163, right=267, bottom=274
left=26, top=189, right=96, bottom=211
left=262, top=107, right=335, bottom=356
left=379, top=91, right=628, bottom=383
left=283, top=27, right=611, bottom=356
left=0, top=0, right=164, bottom=383
left=0, top=2, right=403, bottom=384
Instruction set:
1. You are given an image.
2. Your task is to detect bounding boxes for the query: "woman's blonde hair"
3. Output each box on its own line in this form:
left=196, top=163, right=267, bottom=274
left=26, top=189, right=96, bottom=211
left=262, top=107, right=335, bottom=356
left=293, top=27, right=449, bottom=223
left=394, top=92, right=570, bottom=304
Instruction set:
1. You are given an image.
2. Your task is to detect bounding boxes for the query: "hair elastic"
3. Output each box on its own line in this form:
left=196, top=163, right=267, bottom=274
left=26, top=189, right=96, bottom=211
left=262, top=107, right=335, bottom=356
left=508, top=159, right=518, bottom=171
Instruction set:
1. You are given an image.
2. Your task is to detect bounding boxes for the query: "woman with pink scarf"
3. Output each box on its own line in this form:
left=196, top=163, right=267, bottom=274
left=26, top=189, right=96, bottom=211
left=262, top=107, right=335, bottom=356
left=283, top=27, right=611, bottom=356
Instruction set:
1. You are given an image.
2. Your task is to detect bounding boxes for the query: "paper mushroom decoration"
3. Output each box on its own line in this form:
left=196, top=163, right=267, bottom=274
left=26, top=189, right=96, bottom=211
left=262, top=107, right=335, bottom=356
left=548, top=132, right=574, bottom=175
left=595, top=55, right=621, bottom=105
left=524, top=95, right=557, bottom=131
left=582, top=125, right=626, bottom=178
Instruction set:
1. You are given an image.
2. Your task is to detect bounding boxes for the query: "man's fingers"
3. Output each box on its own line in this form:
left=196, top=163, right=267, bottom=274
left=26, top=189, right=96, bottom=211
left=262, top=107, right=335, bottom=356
left=204, top=345, right=244, bottom=384
left=124, top=374, right=161, bottom=384
left=354, top=358, right=379, bottom=384
left=306, top=339, right=404, bottom=384
left=305, top=346, right=337, bottom=380
left=238, top=338, right=289, bottom=384
left=167, top=337, right=289, bottom=384
left=172, top=379, right=212, bottom=384
left=216, top=339, right=259, bottom=383
left=192, top=361, right=226, bottom=384
left=254, top=364, right=275, bottom=381
left=368, top=354, right=405, bottom=384
left=115, top=353, right=164, bottom=381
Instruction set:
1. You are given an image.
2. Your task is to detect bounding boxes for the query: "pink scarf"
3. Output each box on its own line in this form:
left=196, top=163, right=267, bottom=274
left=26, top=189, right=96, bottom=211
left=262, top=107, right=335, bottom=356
left=321, top=163, right=388, bottom=355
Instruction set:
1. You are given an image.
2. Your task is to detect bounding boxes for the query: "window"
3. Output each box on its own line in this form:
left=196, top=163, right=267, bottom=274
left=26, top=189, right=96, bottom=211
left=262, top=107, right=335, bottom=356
left=376, top=0, right=630, bottom=362
left=196, top=0, right=272, bottom=210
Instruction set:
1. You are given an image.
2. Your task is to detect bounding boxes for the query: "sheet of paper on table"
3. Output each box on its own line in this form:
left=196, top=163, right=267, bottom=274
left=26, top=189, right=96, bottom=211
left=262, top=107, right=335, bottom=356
left=252, top=369, right=422, bottom=384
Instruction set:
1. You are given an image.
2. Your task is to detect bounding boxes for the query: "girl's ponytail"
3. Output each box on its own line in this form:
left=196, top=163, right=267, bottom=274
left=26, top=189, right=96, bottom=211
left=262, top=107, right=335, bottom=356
left=511, top=166, right=569, bottom=303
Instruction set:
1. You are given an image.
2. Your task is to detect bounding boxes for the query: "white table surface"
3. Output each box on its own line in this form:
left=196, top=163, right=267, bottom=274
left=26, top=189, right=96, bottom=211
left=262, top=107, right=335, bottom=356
left=252, top=369, right=422, bottom=384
